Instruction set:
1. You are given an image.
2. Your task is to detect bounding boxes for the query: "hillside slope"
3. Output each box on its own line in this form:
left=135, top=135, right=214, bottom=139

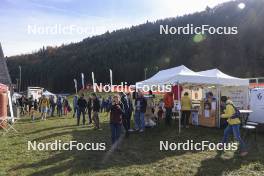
left=7, top=0, right=264, bottom=92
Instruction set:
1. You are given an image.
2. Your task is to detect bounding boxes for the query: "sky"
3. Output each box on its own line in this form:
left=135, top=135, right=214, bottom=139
left=0, top=0, right=232, bottom=56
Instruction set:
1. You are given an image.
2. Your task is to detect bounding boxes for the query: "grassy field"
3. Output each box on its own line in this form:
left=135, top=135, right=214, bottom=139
left=0, top=111, right=264, bottom=176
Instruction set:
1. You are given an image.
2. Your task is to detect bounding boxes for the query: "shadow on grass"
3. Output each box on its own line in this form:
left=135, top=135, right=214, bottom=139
left=9, top=118, right=264, bottom=176
left=25, top=124, right=77, bottom=135
left=195, top=130, right=264, bottom=176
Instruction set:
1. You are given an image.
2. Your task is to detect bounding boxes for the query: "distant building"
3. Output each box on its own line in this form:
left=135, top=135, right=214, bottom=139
left=0, top=43, right=12, bottom=86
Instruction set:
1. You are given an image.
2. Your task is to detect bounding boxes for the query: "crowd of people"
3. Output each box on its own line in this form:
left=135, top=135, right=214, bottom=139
left=16, top=95, right=70, bottom=120
left=15, top=89, right=247, bottom=155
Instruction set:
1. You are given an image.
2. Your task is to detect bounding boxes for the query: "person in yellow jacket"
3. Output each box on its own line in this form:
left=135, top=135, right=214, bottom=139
left=221, top=99, right=248, bottom=156
left=39, top=95, right=50, bottom=120
left=181, top=92, right=192, bottom=128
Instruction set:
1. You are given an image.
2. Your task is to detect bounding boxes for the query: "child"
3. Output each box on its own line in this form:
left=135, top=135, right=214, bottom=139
left=31, top=99, right=38, bottom=121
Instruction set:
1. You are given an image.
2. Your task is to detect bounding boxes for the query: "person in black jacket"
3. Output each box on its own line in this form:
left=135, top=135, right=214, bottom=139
left=77, top=93, right=87, bottom=126
left=87, top=96, right=92, bottom=124
left=127, top=93, right=134, bottom=132
left=119, top=92, right=130, bottom=137
left=110, top=94, right=124, bottom=145
left=92, top=93, right=100, bottom=129
left=134, top=91, right=147, bottom=132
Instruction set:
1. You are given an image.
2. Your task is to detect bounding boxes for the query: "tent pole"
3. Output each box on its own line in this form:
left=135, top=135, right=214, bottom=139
left=8, top=90, right=14, bottom=123
left=178, top=82, right=181, bottom=134
left=246, top=86, right=249, bottom=109
left=217, top=86, right=221, bottom=128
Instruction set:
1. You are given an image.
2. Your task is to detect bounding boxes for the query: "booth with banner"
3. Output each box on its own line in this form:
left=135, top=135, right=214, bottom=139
left=0, top=83, right=8, bottom=128
left=136, top=65, right=250, bottom=133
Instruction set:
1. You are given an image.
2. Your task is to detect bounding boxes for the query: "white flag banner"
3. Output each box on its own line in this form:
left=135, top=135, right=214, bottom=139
left=81, top=73, right=85, bottom=89
left=92, top=72, right=95, bottom=92
left=73, top=78, right=77, bottom=94
left=109, top=69, right=113, bottom=86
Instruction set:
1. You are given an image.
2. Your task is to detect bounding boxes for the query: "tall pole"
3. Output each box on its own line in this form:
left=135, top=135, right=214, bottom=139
left=81, top=73, right=85, bottom=89
left=92, top=72, right=95, bottom=92
left=19, top=66, right=21, bottom=93
left=178, top=82, right=181, bottom=134
left=16, top=79, right=19, bottom=91
left=144, top=68, right=148, bottom=79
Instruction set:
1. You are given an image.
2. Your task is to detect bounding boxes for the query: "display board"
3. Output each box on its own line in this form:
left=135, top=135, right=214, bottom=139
left=221, top=86, right=248, bottom=109
left=249, top=88, right=264, bottom=123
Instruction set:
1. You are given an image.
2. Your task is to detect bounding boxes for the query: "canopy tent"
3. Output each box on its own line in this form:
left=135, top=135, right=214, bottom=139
left=136, top=65, right=215, bottom=87
left=136, top=65, right=250, bottom=133
left=136, top=65, right=215, bottom=134
left=197, top=69, right=249, bottom=86
left=42, top=90, right=55, bottom=96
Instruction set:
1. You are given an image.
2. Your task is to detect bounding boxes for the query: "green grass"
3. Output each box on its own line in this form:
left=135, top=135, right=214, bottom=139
left=1, top=111, right=264, bottom=176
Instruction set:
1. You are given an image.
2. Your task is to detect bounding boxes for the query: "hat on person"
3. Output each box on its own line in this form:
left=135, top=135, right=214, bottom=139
left=226, top=99, right=234, bottom=105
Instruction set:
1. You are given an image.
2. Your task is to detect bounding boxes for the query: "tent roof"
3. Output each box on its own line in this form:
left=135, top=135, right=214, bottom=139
left=197, top=69, right=249, bottom=86
left=137, top=66, right=249, bottom=87
left=0, top=83, right=8, bottom=92
left=0, top=43, right=12, bottom=86
left=136, top=65, right=214, bottom=86
left=43, top=90, right=55, bottom=96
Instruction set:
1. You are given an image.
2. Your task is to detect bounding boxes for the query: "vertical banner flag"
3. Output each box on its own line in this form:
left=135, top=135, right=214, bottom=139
left=109, top=69, right=113, bottom=86
left=73, top=79, right=77, bottom=94
left=81, top=73, right=85, bottom=89
left=92, top=72, right=95, bottom=92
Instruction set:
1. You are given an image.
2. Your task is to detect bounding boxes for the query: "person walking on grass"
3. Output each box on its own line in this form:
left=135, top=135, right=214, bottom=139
left=63, top=97, right=69, bottom=116
left=39, top=95, right=50, bottom=120
left=134, top=91, right=147, bottom=132
left=127, top=93, right=134, bottom=132
left=110, top=94, right=124, bottom=145
left=72, top=95, right=78, bottom=118
left=50, top=95, right=56, bottom=117
left=87, top=96, right=93, bottom=124
left=119, top=92, right=130, bottom=137
left=57, top=96, right=63, bottom=117
left=181, top=92, right=192, bottom=128
left=92, top=93, right=101, bottom=129
left=163, top=92, right=174, bottom=126
left=77, top=93, right=87, bottom=126
left=220, top=99, right=248, bottom=156
left=28, top=95, right=33, bottom=112
left=31, top=99, right=38, bottom=121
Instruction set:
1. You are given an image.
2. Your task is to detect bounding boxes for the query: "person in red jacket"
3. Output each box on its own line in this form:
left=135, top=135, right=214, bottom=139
left=110, top=95, right=124, bottom=145
left=163, top=92, right=174, bottom=125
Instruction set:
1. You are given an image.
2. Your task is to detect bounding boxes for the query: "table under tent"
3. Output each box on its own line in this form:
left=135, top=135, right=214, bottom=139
left=136, top=65, right=250, bottom=133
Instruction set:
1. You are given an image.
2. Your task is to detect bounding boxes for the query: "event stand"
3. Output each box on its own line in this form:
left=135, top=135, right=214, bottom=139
left=136, top=65, right=250, bottom=134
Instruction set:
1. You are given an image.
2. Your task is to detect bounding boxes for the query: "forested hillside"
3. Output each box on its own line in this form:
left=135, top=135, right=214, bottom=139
left=7, top=0, right=264, bottom=93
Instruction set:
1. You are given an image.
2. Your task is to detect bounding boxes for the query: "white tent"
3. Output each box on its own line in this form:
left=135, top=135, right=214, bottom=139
left=136, top=65, right=215, bottom=134
left=136, top=65, right=250, bottom=133
left=43, top=90, right=55, bottom=96
left=197, top=69, right=249, bottom=86
left=136, top=65, right=215, bottom=86
left=12, top=92, right=22, bottom=103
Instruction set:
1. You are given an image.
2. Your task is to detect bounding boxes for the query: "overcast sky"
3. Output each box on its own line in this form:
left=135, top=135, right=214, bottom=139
left=0, top=0, right=232, bottom=56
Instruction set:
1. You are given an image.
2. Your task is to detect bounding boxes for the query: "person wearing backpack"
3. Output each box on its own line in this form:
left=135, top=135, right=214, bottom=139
left=220, top=99, right=248, bottom=156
